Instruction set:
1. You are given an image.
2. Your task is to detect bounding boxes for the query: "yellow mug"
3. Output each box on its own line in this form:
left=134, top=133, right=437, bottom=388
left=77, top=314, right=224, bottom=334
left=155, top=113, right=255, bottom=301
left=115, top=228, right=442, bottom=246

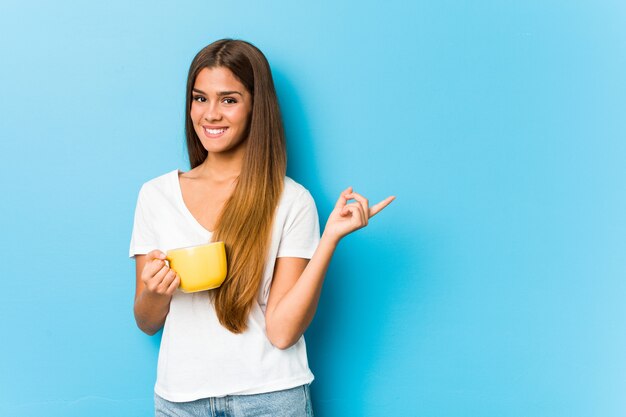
left=166, top=241, right=228, bottom=293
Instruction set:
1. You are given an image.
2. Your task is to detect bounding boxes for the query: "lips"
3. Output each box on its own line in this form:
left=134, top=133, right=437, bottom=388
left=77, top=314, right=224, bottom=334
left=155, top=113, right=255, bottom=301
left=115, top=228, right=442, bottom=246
left=203, top=126, right=228, bottom=138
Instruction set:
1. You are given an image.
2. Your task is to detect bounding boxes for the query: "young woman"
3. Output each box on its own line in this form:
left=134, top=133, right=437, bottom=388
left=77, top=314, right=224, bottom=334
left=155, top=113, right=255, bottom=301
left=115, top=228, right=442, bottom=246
left=129, top=39, right=394, bottom=417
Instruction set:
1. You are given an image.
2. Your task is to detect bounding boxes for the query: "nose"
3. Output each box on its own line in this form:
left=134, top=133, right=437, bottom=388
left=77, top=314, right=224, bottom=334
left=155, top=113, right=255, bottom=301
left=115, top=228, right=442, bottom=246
left=203, top=101, right=222, bottom=122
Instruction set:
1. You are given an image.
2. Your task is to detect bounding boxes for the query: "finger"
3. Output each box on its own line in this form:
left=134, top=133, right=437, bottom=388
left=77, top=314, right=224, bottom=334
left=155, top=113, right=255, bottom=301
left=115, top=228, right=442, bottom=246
left=146, top=249, right=166, bottom=262
left=144, top=258, right=166, bottom=278
left=159, top=269, right=177, bottom=292
left=151, top=264, right=170, bottom=284
left=334, top=186, right=353, bottom=210
left=147, top=265, right=172, bottom=293
left=340, top=201, right=359, bottom=217
left=344, top=192, right=369, bottom=225
left=345, top=205, right=368, bottom=230
left=166, top=274, right=181, bottom=295
left=369, top=196, right=396, bottom=218
left=341, top=203, right=367, bottom=225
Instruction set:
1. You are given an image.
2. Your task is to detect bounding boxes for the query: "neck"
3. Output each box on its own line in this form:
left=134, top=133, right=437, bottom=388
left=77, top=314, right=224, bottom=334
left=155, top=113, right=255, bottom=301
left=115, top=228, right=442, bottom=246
left=197, top=144, right=246, bottom=183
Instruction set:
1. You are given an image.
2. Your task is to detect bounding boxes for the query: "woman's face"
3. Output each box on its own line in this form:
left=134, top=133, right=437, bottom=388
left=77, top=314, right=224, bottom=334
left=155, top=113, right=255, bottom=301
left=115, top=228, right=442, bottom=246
left=190, top=66, right=253, bottom=156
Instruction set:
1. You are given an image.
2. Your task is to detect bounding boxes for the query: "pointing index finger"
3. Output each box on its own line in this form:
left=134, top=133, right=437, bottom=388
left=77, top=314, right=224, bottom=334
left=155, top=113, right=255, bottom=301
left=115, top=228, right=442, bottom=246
left=369, top=196, right=396, bottom=218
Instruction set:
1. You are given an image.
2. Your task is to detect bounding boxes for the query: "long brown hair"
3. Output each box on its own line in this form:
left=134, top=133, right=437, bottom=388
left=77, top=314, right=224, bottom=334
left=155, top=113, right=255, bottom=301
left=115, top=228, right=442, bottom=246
left=185, top=39, right=286, bottom=333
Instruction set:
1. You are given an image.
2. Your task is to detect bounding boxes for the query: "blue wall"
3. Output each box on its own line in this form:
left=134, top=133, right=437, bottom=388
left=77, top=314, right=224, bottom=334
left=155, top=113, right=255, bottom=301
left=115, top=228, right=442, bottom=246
left=1, top=1, right=625, bottom=416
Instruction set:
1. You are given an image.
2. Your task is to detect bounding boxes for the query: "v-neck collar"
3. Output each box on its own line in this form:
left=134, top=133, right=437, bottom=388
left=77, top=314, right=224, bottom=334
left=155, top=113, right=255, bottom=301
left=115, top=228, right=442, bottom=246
left=172, top=169, right=214, bottom=236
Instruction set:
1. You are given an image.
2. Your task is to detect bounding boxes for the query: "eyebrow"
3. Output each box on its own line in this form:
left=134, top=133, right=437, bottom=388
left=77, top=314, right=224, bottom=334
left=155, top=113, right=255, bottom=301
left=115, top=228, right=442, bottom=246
left=192, top=88, right=243, bottom=96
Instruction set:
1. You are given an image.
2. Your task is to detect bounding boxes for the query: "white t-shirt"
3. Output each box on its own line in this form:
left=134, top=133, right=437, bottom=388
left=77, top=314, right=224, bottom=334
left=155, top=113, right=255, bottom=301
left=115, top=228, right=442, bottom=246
left=129, top=169, right=320, bottom=402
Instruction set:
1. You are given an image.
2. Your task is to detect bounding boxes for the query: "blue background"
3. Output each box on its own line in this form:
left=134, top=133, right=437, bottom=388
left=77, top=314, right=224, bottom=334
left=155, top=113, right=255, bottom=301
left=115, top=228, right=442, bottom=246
left=1, top=1, right=625, bottom=416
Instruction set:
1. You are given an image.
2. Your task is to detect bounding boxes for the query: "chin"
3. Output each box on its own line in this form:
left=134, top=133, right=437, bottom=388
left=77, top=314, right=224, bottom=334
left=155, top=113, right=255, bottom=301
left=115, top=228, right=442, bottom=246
left=201, top=143, right=239, bottom=155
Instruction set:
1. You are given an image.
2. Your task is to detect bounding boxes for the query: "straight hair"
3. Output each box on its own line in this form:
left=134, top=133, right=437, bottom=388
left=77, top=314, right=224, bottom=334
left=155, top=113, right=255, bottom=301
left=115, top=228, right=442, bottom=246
left=185, top=39, right=286, bottom=333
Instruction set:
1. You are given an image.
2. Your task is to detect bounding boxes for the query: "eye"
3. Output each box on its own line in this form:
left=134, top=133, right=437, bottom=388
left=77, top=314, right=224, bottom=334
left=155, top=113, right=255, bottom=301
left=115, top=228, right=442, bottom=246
left=222, top=97, right=238, bottom=104
left=192, top=95, right=206, bottom=103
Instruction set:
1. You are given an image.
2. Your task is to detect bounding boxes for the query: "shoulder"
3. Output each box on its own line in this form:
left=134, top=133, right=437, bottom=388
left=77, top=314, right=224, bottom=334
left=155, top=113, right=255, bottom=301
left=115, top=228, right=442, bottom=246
left=277, top=177, right=318, bottom=219
left=137, top=169, right=180, bottom=200
left=282, top=176, right=315, bottom=203
left=274, top=177, right=320, bottom=239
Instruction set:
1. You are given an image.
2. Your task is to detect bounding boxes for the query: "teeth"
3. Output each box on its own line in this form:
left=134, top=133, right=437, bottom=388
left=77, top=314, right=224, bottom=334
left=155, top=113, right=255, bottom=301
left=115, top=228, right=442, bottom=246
left=206, top=128, right=226, bottom=135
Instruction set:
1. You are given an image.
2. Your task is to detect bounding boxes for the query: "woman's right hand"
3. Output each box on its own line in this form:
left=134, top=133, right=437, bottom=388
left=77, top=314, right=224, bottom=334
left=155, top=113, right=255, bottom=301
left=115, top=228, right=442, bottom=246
left=141, top=250, right=181, bottom=297
left=322, top=187, right=395, bottom=244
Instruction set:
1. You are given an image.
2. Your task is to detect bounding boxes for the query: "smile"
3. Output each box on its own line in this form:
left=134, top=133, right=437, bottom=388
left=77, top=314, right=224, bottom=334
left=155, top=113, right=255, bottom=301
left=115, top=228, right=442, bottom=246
left=203, top=127, right=228, bottom=137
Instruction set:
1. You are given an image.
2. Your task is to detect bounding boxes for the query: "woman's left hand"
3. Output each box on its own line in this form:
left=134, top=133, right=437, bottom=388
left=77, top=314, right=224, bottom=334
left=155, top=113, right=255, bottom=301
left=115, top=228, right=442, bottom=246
left=322, top=186, right=395, bottom=244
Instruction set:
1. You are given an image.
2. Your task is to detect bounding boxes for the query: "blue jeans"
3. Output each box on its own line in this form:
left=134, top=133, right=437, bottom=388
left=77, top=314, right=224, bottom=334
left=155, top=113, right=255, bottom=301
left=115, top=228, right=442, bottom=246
left=155, top=384, right=314, bottom=417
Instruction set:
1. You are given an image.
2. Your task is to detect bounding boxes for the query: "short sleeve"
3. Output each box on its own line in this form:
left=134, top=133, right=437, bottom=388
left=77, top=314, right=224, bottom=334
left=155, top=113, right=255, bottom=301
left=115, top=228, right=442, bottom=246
left=128, top=185, right=157, bottom=258
left=276, top=189, right=320, bottom=259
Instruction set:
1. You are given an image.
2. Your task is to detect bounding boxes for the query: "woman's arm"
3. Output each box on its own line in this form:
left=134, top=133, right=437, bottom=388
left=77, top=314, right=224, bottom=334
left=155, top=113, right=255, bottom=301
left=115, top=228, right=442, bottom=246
left=264, top=236, right=337, bottom=349
left=134, top=250, right=181, bottom=335
left=265, top=187, right=395, bottom=349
